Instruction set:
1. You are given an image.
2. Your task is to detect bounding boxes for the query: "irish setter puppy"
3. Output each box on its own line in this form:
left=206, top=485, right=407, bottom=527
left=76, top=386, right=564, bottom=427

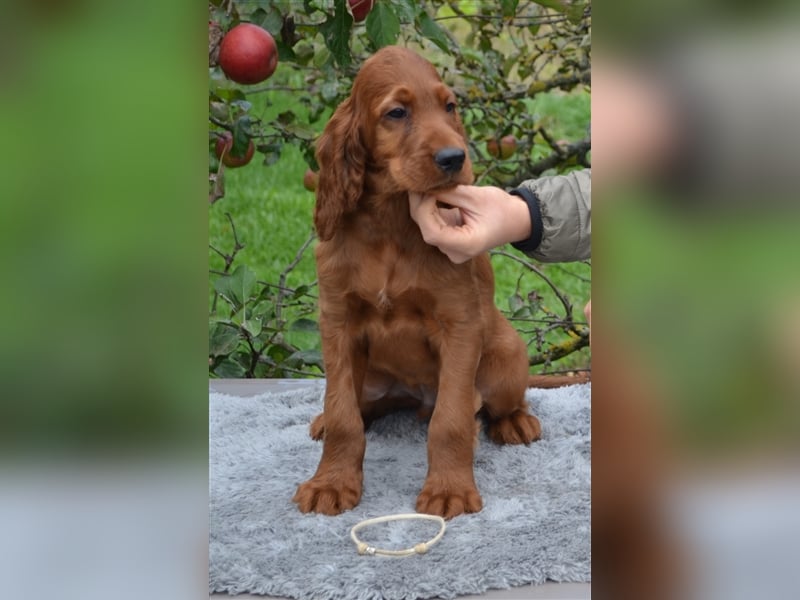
left=292, top=46, right=541, bottom=519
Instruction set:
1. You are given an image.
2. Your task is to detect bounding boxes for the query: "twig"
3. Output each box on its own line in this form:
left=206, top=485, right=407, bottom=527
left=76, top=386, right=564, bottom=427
left=550, top=262, right=591, bottom=283
left=512, top=317, right=589, bottom=327
left=258, top=280, right=318, bottom=299
left=434, top=14, right=571, bottom=27
left=528, top=329, right=590, bottom=367
left=491, top=249, right=575, bottom=318
left=526, top=137, right=591, bottom=176
left=209, top=213, right=246, bottom=313
left=275, top=230, right=316, bottom=325
left=537, top=126, right=566, bottom=157
left=209, top=115, right=231, bottom=131
left=257, top=356, right=324, bottom=378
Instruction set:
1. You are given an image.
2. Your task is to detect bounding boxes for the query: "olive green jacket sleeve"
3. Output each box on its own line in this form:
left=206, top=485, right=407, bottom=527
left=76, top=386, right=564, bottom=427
left=510, top=169, right=591, bottom=262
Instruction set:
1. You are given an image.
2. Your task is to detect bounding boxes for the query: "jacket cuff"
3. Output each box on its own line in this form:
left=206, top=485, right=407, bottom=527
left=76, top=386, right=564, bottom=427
left=509, top=187, right=543, bottom=254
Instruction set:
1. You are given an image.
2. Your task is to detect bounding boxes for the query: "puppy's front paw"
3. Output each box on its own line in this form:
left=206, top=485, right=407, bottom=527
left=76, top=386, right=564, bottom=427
left=292, top=473, right=362, bottom=515
left=416, top=479, right=482, bottom=519
left=488, top=409, right=541, bottom=445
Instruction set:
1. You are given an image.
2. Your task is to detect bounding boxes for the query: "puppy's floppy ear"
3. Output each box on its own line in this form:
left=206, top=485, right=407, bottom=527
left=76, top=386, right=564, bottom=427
left=313, top=96, right=366, bottom=241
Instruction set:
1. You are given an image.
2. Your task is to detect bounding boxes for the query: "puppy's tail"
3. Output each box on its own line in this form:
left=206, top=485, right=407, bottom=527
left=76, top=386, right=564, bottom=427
left=528, top=372, right=590, bottom=389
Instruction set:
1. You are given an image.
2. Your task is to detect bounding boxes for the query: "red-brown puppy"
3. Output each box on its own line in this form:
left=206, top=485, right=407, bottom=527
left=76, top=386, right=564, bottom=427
left=293, top=46, right=541, bottom=519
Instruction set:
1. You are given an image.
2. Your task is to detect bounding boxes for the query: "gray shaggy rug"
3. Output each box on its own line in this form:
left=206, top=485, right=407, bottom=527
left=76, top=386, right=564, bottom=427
left=209, top=382, right=590, bottom=599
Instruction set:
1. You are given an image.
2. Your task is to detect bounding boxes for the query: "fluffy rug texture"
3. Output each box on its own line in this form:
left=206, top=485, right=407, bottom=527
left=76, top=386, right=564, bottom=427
left=209, top=382, right=590, bottom=599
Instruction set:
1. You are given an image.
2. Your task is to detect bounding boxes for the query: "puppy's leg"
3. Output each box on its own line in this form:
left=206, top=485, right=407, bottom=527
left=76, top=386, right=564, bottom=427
left=479, top=317, right=542, bottom=445
left=293, top=336, right=367, bottom=515
left=416, top=340, right=484, bottom=519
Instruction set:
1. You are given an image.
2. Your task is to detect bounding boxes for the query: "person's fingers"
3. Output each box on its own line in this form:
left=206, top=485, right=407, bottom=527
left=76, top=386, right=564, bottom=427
left=437, top=205, right=463, bottom=227
left=409, top=193, right=444, bottom=234
left=411, top=192, right=466, bottom=236
left=410, top=190, right=475, bottom=263
left=444, top=250, right=471, bottom=264
left=408, top=192, right=427, bottom=221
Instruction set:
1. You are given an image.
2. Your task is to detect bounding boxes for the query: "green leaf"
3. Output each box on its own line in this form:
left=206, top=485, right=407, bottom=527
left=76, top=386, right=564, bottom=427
left=508, top=293, right=525, bottom=314
left=214, top=264, right=257, bottom=308
left=212, top=356, right=247, bottom=378
left=532, top=0, right=582, bottom=20
left=276, top=110, right=296, bottom=125
left=313, top=46, right=333, bottom=70
left=209, top=101, right=229, bottom=121
left=231, top=117, right=252, bottom=157
left=511, top=306, right=533, bottom=319
left=252, top=5, right=283, bottom=35
left=389, top=0, right=416, bottom=22
left=302, top=144, right=319, bottom=170
left=532, top=0, right=562, bottom=12
left=417, top=11, right=451, bottom=52
left=285, top=122, right=317, bottom=141
left=213, top=88, right=247, bottom=103
left=501, top=0, right=520, bottom=18
left=293, top=40, right=315, bottom=66
left=266, top=344, right=291, bottom=364
left=209, top=322, right=241, bottom=357
left=564, top=0, right=589, bottom=24
left=213, top=277, right=237, bottom=310
left=320, top=79, right=340, bottom=102
left=460, top=47, right=483, bottom=65
left=289, top=318, right=319, bottom=333
left=366, top=3, right=400, bottom=48
left=230, top=100, right=252, bottom=114
left=259, top=143, right=282, bottom=166
left=232, top=264, right=257, bottom=303
left=292, top=284, right=311, bottom=299
left=287, top=349, right=324, bottom=370
left=251, top=299, right=276, bottom=320
left=276, top=40, right=297, bottom=63
left=242, top=318, right=263, bottom=338
left=320, top=0, right=353, bottom=68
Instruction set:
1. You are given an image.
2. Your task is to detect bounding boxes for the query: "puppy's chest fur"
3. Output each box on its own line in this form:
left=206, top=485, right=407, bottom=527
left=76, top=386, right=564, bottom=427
left=317, top=208, right=482, bottom=378
left=346, top=241, right=435, bottom=320
left=320, top=237, right=448, bottom=381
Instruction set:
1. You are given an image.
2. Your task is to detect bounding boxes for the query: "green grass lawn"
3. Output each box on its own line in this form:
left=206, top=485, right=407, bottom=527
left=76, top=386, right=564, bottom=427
left=210, top=86, right=590, bottom=373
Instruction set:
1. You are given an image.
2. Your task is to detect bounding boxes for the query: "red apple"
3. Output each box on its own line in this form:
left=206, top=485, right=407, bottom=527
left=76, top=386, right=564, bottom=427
left=218, top=23, right=278, bottom=85
left=486, top=135, right=517, bottom=159
left=215, top=132, right=255, bottom=168
left=348, top=0, right=374, bottom=23
left=303, top=169, right=319, bottom=192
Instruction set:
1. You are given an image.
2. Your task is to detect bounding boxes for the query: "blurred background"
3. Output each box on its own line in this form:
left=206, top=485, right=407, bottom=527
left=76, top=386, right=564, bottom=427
left=1, top=1, right=799, bottom=599
left=593, top=1, right=800, bottom=598
left=0, top=2, right=208, bottom=599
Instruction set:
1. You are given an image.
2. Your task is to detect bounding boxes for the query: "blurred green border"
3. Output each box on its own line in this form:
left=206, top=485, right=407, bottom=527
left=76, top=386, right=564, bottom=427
left=0, top=2, right=208, bottom=451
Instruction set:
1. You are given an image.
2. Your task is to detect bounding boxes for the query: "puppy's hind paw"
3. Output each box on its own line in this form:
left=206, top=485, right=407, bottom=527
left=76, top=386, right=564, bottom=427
left=309, top=412, right=325, bottom=441
left=488, top=410, right=541, bottom=445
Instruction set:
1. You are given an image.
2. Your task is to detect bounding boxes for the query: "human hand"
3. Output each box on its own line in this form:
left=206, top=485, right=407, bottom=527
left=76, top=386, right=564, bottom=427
left=409, top=185, right=531, bottom=263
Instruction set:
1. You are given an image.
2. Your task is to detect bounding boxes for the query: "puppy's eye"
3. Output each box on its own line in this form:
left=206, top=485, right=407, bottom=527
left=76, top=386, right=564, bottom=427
left=445, top=102, right=456, bottom=113
left=386, top=107, right=407, bottom=119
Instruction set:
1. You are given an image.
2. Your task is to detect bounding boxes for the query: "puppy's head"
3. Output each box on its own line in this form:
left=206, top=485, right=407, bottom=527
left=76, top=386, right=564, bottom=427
left=314, top=46, right=473, bottom=241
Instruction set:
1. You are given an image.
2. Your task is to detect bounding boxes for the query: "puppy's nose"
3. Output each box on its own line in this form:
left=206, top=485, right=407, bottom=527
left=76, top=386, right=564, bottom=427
left=434, top=147, right=466, bottom=174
